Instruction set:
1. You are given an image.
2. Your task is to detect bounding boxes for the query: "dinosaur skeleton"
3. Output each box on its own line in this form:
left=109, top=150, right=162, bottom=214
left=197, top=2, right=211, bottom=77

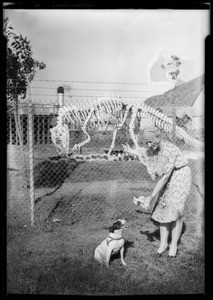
left=50, top=96, right=204, bottom=160
left=50, top=96, right=131, bottom=157
left=50, top=55, right=203, bottom=182
left=51, top=55, right=204, bottom=159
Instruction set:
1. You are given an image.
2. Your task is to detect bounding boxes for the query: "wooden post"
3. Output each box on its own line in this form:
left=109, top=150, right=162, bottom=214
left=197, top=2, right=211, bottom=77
left=28, top=81, right=35, bottom=226
left=47, top=114, right=50, bottom=144
left=37, top=115, right=40, bottom=144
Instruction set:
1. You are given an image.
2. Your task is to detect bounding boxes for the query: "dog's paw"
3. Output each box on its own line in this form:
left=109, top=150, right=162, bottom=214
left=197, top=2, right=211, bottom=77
left=122, top=262, right=127, bottom=267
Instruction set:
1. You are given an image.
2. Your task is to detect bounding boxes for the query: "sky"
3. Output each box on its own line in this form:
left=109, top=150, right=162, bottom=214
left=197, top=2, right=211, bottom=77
left=3, top=8, right=210, bottom=106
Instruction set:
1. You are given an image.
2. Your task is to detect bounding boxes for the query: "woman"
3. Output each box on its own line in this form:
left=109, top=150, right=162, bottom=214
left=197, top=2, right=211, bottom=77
left=123, top=126, right=191, bottom=257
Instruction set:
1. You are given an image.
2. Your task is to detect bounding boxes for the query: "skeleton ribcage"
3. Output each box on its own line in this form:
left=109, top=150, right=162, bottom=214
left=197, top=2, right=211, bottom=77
left=59, top=97, right=124, bottom=131
left=51, top=96, right=203, bottom=157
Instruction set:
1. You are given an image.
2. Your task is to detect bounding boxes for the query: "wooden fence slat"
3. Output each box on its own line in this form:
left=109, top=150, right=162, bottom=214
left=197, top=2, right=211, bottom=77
left=38, top=115, right=40, bottom=144
left=47, top=116, right=50, bottom=144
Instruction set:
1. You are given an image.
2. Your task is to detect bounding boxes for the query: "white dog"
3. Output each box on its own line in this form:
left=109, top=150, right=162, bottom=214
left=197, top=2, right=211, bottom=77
left=94, top=219, right=126, bottom=267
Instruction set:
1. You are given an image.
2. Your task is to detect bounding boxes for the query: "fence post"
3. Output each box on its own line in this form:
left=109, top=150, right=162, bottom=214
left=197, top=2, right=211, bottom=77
left=28, top=81, right=35, bottom=226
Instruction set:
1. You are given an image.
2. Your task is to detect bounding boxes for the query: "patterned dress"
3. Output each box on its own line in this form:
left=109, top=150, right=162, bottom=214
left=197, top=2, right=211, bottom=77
left=144, top=140, right=192, bottom=223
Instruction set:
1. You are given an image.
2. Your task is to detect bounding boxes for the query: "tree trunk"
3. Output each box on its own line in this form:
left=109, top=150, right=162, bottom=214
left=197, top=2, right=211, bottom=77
left=14, top=98, right=30, bottom=190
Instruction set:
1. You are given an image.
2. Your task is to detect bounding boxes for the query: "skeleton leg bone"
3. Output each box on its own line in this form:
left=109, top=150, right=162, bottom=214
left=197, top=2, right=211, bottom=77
left=129, top=107, right=139, bottom=148
left=128, top=107, right=148, bottom=167
left=50, top=124, right=70, bottom=157
left=107, top=104, right=131, bottom=157
left=71, top=107, right=95, bottom=152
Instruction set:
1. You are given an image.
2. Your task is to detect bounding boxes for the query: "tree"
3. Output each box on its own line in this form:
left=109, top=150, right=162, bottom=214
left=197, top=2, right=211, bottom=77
left=4, top=17, right=46, bottom=146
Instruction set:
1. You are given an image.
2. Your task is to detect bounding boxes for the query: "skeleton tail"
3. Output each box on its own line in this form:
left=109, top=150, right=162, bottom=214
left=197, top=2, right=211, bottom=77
left=139, top=103, right=204, bottom=149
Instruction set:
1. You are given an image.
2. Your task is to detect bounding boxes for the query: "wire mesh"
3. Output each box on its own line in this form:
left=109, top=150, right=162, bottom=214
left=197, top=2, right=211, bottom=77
left=7, top=89, right=204, bottom=238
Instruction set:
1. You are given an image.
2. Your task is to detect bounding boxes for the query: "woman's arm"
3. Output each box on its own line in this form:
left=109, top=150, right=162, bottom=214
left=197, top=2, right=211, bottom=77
left=122, top=143, right=145, bottom=157
left=150, top=168, right=173, bottom=199
left=142, top=169, right=173, bottom=209
left=144, top=155, right=177, bottom=208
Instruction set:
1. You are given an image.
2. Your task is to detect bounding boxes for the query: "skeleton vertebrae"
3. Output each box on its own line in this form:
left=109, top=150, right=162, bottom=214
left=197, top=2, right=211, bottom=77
left=135, top=102, right=203, bottom=147
left=50, top=96, right=204, bottom=158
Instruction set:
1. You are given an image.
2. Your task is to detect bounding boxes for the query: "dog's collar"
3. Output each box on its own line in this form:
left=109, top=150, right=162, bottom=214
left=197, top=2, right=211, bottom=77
left=106, top=235, right=124, bottom=246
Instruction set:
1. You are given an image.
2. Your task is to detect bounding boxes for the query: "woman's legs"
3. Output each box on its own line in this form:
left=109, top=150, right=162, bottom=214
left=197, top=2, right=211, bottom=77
left=157, top=223, right=169, bottom=254
left=169, top=217, right=183, bottom=257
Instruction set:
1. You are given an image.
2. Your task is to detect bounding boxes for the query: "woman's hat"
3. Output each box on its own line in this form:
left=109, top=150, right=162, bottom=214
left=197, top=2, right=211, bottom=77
left=140, top=126, right=161, bottom=142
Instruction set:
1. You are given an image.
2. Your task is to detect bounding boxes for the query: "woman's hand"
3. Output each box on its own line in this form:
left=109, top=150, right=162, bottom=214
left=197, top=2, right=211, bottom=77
left=144, top=196, right=153, bottom=209
left=133, top=195, right=152, bottom=210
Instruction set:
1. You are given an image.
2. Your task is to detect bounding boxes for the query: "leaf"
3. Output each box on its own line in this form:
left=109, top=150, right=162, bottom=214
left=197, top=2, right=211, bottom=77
left=6, top=19, right=46, bottom=101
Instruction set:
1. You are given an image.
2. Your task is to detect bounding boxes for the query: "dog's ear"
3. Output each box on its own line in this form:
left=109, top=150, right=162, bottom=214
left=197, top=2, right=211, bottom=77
left=109, top=221, right=118, bottom=233
left=109, top=226, right=114, bottom=233
left=109, top=224, right=115, bottom=233
left=109, top=220, right=122, bottom=232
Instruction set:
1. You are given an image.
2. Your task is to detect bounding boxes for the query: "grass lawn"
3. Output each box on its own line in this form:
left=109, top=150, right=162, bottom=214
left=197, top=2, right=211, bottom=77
left=7, top=147, right=205, bottom=295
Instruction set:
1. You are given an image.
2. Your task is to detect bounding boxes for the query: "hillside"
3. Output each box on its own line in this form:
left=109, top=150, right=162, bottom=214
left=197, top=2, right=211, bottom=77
left=145, top=75, right=204, bottom=107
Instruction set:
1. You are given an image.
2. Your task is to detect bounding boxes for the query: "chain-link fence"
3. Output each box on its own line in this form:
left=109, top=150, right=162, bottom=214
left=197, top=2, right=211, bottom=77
left=7, top=88, right=204, bottom=240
